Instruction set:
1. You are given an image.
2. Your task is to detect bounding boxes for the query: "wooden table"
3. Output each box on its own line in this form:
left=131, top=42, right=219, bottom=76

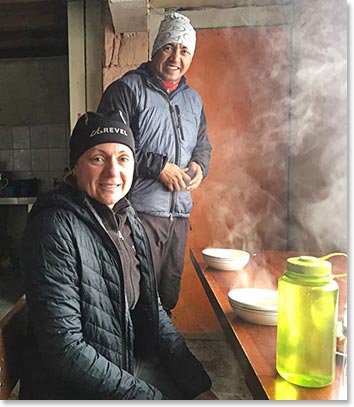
left=190, top=249, right=347, bottom=400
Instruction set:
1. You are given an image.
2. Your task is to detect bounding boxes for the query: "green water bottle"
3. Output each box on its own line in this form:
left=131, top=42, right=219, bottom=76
left=276, top=254, right=340, bottom=388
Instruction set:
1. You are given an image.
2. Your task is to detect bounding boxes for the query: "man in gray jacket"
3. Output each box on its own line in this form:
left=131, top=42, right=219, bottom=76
left=98, top=12, right=212, bottom=314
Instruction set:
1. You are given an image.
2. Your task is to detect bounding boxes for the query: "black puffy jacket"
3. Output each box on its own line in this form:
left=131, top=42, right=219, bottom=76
left=19, top=184, right=211, bottom=400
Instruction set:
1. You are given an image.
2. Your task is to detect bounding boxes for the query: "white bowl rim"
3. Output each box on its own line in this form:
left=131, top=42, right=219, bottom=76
left=230, top=305, right=278, bottom=326
left=202, top=248, right=250, bottom=260
left=230, top=303, right=278, bottom=315
left=235, top=311, right=277, bottom=326
left=228, top=288, right=278, bottom=311
left=205, top=263, right=247, bottom=271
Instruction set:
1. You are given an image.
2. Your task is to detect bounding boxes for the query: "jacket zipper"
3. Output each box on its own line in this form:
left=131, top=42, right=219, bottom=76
left=106, top=232, right=132, bottom=371
left=147, top=78, right=183, bottom=219
left=117, top=228, right=138, bottom=311
left=85, top=200, right=131, bottom=371
left=169, top=102, right=183, bottom=218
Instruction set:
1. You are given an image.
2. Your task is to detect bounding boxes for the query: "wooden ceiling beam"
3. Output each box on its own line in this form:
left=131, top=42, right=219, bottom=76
left=0, top=0, right=67, bottom=58
left=0, top=1, right=67, bottom=32
left=0, top=29, right=67, bottom=47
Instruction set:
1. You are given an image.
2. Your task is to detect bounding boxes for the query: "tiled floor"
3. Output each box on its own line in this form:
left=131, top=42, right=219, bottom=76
left=0, top=270, right=253, bottom=400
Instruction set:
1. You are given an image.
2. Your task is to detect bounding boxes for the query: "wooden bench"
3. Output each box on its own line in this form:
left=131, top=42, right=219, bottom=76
left=0, top=295, right=27, bottom=400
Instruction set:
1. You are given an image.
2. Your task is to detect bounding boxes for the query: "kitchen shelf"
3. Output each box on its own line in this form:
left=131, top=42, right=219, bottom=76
left=0, top=197, right=36, bottom=212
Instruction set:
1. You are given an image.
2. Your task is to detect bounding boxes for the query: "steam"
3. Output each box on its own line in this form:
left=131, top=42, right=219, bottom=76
left=230, top=259, right=278, bottom=291
left=288, top=0, right=347, bottom=252
left=193, top=0, right=347, bottom=255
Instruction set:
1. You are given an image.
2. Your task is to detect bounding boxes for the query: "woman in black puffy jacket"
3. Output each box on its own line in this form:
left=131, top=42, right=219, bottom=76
left=19, top=111, right=217, bottom=400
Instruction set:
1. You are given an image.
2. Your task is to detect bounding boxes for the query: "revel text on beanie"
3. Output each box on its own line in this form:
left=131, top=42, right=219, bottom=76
left=69, top=111, right=135, bottom=168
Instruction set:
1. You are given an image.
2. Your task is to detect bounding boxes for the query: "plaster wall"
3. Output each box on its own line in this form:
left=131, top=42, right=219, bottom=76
left=0, top=56, right=69, bottom=275
left=0, top=56, right=70, bottom=192
left=0, top=57, right=69, bottom=127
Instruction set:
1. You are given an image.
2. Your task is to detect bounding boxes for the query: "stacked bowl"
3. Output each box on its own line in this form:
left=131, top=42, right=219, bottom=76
left=202, top=248, right=250, bottom=271
left=228, top=288, right=278, bottom=326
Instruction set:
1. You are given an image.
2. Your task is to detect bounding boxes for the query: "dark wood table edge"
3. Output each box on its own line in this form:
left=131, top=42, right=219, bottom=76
left=190, top=249, right=269, bottom=400
left=190, top=248, right=347, bottom=401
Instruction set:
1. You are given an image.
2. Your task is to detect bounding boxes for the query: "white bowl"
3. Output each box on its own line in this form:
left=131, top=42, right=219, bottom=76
left=229, top=302, right=278, bottom=326
left=202, top=248, right=250, bottom=271
left=228, top=288, right=278, bottom=312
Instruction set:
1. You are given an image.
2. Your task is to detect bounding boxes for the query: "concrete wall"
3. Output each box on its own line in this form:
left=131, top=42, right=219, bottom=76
left=0, top=57, right=69, bottom=127
left=0, top=56, right=70, bottom=273
left=0, top=56, right=70, bottom=191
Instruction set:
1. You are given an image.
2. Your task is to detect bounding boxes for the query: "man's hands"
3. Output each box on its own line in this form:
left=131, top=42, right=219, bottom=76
left=159, top=161, right=203, bottom=192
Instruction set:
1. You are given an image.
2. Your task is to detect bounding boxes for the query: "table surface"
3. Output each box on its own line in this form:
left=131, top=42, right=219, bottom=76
left=190, top=248, right=347, bottom=400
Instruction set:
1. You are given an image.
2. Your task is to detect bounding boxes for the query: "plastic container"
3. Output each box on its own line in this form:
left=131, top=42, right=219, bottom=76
left=276, top=254, right=344, bottom=388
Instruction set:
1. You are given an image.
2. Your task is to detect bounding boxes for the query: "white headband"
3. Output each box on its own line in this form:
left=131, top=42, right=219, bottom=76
left=152, top=12, right=196, bottom=57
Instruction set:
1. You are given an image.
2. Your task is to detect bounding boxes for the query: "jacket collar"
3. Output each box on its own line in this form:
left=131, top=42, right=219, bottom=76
left=134, top=62, right=187, bottom=96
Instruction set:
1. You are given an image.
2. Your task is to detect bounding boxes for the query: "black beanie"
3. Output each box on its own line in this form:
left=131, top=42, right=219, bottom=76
left=69, top=111, right=135, bottom=168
